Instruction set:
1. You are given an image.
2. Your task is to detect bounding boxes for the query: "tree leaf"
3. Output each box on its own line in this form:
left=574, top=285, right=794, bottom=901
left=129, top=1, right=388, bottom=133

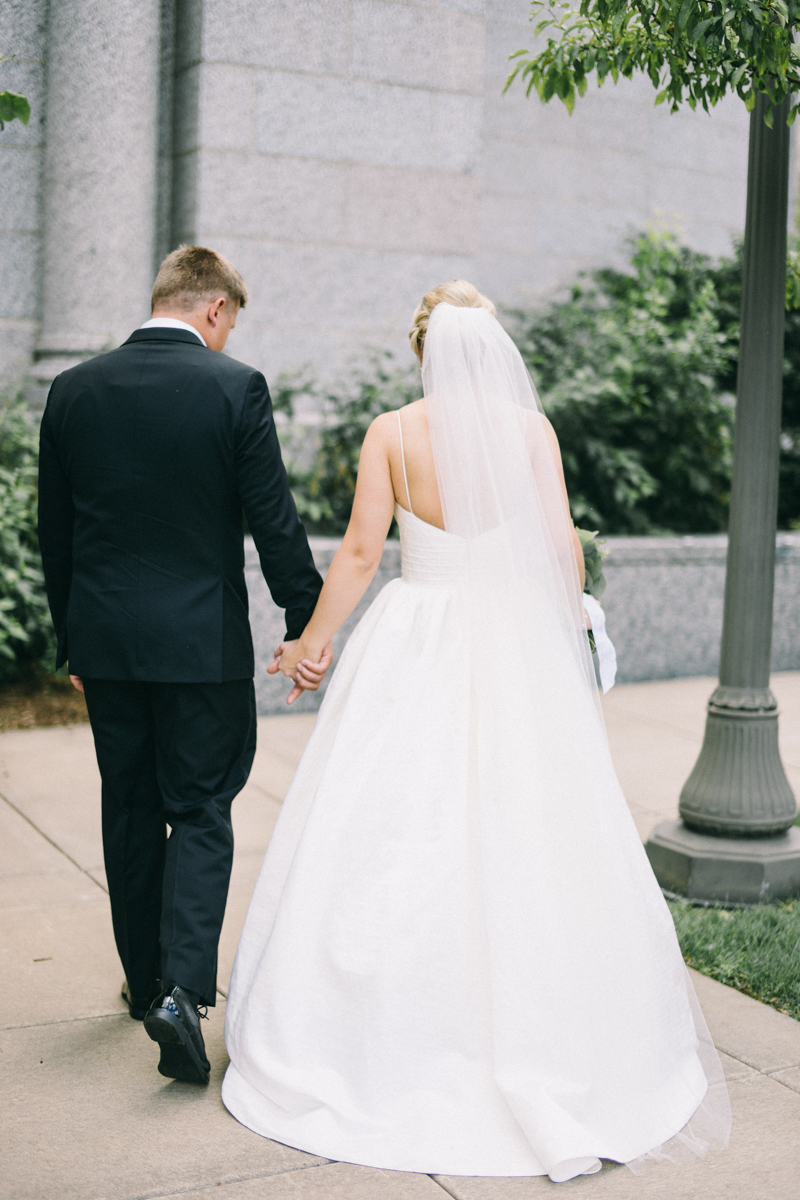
left=691, top=18, right=713, bottom=43
left=504, top=0, right=800, bottom=129
left=0, top=91, right=31, bottom=127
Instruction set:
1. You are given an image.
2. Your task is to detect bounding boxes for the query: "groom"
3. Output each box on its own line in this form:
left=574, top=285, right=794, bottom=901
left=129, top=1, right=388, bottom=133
left=38, top=245, right=329, bottom=1085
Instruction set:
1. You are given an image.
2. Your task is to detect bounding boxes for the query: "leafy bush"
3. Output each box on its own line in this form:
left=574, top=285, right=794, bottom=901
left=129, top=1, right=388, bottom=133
left=273, top=352, right=421, bottom=535
left=513, top=230, right=800, bottom=534
left=512, top=232, right=738, bottom=535
left=779, top=327, right=800, bottom=530
left=708, top=241, right=800, bottom=531
left=0, top=391, right=55, bottom=682
left=273, top=233, right=800, bottom=539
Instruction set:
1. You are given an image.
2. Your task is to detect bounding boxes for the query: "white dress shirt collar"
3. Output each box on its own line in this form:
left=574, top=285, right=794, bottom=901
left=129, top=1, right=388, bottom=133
left=140, top=317, right=207, bottom=347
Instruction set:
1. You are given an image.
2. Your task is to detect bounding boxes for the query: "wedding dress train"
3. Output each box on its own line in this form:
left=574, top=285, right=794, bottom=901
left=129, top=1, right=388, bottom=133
left=222, top=502, right=729, bottom=1180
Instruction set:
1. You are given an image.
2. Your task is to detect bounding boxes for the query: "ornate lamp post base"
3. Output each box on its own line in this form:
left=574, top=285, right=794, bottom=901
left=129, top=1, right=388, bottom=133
left=646, top=819, right=800, bottom=906
left=645, top=685, right=798, bottom=905
left=678, top=688, right=796, bottom=836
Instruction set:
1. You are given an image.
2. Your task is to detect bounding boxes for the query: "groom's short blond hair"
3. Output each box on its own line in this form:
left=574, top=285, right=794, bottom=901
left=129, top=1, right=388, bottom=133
left=151, top=245, right=248, bottom=313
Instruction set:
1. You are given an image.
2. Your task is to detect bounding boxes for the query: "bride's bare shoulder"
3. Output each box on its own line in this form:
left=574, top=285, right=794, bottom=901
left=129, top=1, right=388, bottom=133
left=401, top=397, right=427, bottom=419
left=370, top=399, right=426, bottom=437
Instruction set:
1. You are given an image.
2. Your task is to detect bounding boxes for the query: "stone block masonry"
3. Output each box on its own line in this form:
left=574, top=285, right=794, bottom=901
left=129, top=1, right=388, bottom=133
left=0, top=0, right=758, bottom=402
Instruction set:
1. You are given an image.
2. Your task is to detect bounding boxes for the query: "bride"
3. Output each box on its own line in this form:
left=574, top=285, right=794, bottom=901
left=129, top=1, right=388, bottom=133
left=221, top=281, right=730, bottom=1182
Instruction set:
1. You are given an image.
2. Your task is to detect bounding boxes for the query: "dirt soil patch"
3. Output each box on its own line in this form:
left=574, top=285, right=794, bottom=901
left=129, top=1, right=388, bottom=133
left=0, top=674, right=89, bottom=731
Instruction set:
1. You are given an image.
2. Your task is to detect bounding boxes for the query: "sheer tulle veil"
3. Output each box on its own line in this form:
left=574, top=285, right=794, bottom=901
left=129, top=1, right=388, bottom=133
left=420, top=302, right=731, bottom=1174
left=421, top=302, right=599, bottom=711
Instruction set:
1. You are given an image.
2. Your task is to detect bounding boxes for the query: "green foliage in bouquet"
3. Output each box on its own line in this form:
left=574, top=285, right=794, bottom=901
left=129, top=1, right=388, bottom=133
left=273, top=352, right=422, bottom=535
left=575, top=526, right=608, bottom=657
left=513, top=231, right=739, bottom=535
left=0, top=392, right=55, bottom=682
left=575, top=526, right=608, bottom=598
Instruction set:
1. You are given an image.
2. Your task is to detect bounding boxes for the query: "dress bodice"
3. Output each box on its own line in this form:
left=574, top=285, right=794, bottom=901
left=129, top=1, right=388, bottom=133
left=394, top=503, right=468, bottom=587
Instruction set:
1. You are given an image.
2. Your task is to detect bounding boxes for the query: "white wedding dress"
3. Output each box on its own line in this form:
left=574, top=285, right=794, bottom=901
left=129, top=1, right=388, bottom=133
left=222, top=307, right=730, bottom=1182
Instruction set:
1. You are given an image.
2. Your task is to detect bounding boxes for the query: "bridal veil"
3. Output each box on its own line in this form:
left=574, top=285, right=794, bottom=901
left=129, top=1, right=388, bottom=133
left=421, top=301, right=731, bottom=1173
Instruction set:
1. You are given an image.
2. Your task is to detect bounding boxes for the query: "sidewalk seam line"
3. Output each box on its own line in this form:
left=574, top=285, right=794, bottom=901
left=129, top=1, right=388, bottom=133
left=123, top=1160, right=334, bottom=1200
left=720, top=1046, right=800, bottom=1090
left=245, top=781, right=285, bottom=804
left=0, top=789, right=109, bottom=894
left=430, top=1178, right=460, bottom=1198
left=1, top=1011, right=129, bottom=1032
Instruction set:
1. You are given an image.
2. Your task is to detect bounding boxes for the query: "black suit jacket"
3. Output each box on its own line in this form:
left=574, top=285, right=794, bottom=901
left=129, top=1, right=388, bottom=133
left=38, top=328, right=323, bottom=682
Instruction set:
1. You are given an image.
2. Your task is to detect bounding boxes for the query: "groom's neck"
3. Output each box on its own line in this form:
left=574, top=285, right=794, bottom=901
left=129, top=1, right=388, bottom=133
left=151, top=308, right=207, bottom=340
left=150, top=296, right=237, bottom=353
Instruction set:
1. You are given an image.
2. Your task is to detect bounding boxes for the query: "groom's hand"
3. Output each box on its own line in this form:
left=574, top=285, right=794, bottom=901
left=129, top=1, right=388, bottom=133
left=69, top=674, right=84, bottom=693
left=268, top=641, right=333, bottom=705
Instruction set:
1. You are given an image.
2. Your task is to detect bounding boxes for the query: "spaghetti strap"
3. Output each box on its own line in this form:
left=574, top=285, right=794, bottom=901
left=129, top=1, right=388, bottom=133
left=396, top=409, right=414, bottom=516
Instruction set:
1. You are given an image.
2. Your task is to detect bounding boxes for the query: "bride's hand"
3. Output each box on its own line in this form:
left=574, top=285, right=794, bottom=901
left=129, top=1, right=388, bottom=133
left=268, top=640, right=333, bottom=705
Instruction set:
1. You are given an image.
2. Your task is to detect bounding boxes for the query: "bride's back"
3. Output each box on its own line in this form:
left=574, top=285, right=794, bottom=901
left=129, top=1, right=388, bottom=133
left=386, top=399, right=445, bottom=531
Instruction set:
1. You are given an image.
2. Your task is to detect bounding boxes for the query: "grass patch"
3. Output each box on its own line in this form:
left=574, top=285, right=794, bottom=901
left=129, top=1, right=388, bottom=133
left=668, top=897, right=800, bottom=1020
left=0, top=671, right=88, bottom=731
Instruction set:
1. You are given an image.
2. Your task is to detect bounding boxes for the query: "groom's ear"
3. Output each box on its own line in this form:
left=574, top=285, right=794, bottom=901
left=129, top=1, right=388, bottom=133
left=207, top=296, right=229, bottom=327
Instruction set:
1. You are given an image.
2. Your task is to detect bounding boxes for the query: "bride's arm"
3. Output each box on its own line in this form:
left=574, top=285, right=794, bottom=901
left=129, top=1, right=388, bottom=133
left=539, top=415, right=586, bottom=593
left=274, top=414, right=396, bottom=675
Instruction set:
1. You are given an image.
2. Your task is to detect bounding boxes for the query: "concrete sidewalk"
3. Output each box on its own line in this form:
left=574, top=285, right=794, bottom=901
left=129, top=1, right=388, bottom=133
left=3, top=675, right=800, bottom=1199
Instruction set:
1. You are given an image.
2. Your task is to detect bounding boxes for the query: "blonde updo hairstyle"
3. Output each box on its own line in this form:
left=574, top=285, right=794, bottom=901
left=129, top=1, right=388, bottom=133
left=408, top=280, right=496, bottom=360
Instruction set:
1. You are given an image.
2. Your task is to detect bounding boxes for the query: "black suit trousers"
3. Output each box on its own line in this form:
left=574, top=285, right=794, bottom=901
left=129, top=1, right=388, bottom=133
left=82, top=678, right=256, bottom=1006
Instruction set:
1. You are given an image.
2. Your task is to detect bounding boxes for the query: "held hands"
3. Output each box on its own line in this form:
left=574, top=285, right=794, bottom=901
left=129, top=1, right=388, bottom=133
left=267, top=640, right=333, bottom=705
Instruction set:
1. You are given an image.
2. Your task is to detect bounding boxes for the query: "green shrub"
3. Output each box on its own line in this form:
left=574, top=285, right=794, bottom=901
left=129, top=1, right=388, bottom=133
left=708, top=241, right=800, bottom=531
left=513, top=230, right=800, bottom=534
left=273, top=352, right=421, bottom=535
left=0, top=391, right=55, bottom=682
left=275, top=234, right=800, bottom=539
left=512, top=232, right=738, bottom=535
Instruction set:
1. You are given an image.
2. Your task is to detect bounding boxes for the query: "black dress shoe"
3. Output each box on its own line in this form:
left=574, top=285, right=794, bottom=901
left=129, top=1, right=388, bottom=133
left=121, top=979, right=162, bottom=1021
left=143, top=986, right=211, bottom=1084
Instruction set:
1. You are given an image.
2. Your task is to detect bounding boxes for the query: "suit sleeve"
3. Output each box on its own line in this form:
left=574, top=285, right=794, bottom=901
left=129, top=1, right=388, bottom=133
left=234, top=371, right=323, bottom=641
left=37, top=388, right=75, bottom=669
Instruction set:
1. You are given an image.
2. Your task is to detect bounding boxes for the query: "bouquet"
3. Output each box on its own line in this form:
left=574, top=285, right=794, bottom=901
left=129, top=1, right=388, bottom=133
left=574, top=526, right=608, bottom=601
left=574, top=527, right=616, bottom=692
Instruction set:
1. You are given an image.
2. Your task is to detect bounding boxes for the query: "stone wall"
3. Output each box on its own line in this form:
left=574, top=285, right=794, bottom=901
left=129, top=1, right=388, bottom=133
left=175, top=0, right=754, bottom=383
left=0, top=0, right=47, bottom=384
left=1, top=0, right=760, bottom=398
left=247, top=533, right=800, bottom=715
